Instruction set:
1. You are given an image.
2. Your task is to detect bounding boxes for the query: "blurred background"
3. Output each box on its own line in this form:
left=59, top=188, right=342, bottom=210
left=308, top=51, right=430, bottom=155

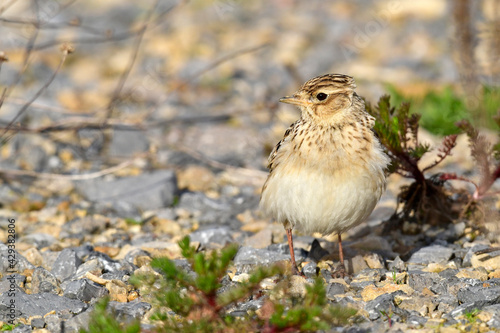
left=0, top=0, right=499, bottom=189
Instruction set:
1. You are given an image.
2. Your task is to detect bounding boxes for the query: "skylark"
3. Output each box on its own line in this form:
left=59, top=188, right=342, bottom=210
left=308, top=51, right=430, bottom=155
left=260, top=74, right=389, bottom=276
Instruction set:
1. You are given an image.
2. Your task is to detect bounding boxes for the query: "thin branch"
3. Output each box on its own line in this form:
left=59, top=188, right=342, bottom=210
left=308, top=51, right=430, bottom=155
left=4, top=98, right=99, bottom=115
left=0, top=113, right=235, bottom=134
left=0, top=44, right=73, bottom=140
left=174, top=143, right=267, bottom=180
left=0, top=153, right=145, bottom=181
left=31, top=1, right=186, bottom=51
left=142, top=42, right=269, bottom=119
left=173, top=43, right=269, bottom=92
left=104, top=0, right=159, bottom=120
left=2, top=0, right=40, bottom=103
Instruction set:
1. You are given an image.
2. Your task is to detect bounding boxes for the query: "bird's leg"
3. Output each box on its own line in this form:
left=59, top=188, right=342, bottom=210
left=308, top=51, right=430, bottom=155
left=333, top=233, right=348, bottom=278
left=338, top=233, right=344, bottom=266
left=286, top=228, right=301, bottom=276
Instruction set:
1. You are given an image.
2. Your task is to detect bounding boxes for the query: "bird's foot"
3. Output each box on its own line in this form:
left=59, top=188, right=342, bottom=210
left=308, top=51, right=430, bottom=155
left=331, top=264, right=348, bottom=279
left=291, top=265, right=306, bottom=277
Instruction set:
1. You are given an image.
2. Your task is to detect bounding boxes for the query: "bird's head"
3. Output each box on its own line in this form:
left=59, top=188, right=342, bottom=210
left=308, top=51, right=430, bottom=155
left=280, top=74, right=358, bottom=124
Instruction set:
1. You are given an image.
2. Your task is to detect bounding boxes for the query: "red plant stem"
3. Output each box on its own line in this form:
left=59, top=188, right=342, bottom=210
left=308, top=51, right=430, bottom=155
left=394, top=150, right=425, bottom=183
left=477, top=164, right=500, bottom=199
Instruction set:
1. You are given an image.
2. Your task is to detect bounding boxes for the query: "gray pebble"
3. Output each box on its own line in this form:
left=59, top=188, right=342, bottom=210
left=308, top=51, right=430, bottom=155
left=76, top=170, right=177, bottom=210
left=52, top=248, right=82, bottom=282
left=31, top=267, right=61, bottom=294
left=326, top=282, right=346, bottom=299
left=64, top=279, right=108, bottom=302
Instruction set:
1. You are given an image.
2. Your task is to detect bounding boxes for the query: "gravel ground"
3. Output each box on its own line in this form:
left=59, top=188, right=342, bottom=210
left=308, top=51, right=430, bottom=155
left=0, top=139, right=499, bottom=332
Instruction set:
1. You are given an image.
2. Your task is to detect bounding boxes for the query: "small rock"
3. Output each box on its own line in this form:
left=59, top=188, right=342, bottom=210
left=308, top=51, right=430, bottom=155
left=179, top=192, right=253, bottom=227
left=364, top=253, right=385, bottom=269
left=22, top=248, right=44, bottom=267
left=109, top=130, right=149, bottom=158
left=75, top=170, right=177, bottom=210
left=232, top=273, right=250, bottom=283
left=353, top=268, right=385, bottom=282
left=489, top=269, right=500, bottom=279
left=407, top=314, right=428, bottom=328
left=438, top=268, right=459, bottom=278
left=260, top=278, right=277, bottom=290
left=365, top=293, right=397, bottom=320
left=0, top=244, right=35, bottom=274
left=244, top=228, right=273, bottom=249
left=408, top=271, right=441, bottom=292
left=350, top=280, right=375, bottom=291
left=0, top=274, right=26, bottom=293
left=74, top=259, right=104, bottom=280
left=64, top=279, right=108, bottom=302
left=462, top=244, right=489, bottom=267
left=44, top=315, right=62, bottom=333
left=177, top=165, right=216, bottom=192
left=233, top=246, right=296, bottom=267
left=190, top=227, right=234, bottom=248
left=471, top=250, right=500, bottom=271
left=455, top=269, right=488, bottom=281
left=407, top=245, right=453, bottom=269
left=349, top=235, right=393, bottom=253
left=132, top=255, right=152, bottom=268
left=62, top=215, right=109, bottom=237
left=388, top=256, right=406, bottom=272
left=31, top=267, right=61, bottom=294
left=345, top=255, right=369, bottom=275
left=87, top=251, right=122, bottom=274
left=361, top=283, right=414, bottom=302
left=477, top=304, right=500, bottom=328
left=51, top=248, right=82, bottom=282
left=302, top=262, right=318, bottom=278
left=457, top=281, right=500, bottom=309
left=289, top=275, right=309, bottom=297
left=326, top=282, right=346, bottom=299
left=154, top=218, right=181, bottom=236
left=108, top=300, right=151, bottom=324
left=422, top=263, right=447, bottom=273
left=106, top=280, right=128, bottom=302
left=29, top=316, right=45, bottom=329
left=19, top=233, right=56, bottom=249
left=395, top=294, right=434, bottom=316
left=0, top=291, right=86, bottom=318
left=308, top=239, right=329, bottom=262
left=63, top=308, right=92, bottom=332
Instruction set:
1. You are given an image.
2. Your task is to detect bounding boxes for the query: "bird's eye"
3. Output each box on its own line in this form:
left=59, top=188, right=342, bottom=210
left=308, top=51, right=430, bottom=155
left=316, top=93, right=327, bottom=101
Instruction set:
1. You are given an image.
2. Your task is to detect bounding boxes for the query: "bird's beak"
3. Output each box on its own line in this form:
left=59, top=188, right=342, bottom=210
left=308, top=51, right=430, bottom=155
left=279, top=95, right=310, bottom=107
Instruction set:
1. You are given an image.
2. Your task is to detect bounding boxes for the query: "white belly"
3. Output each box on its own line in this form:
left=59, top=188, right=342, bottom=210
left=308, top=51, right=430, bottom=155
left=260, top=164, right=385, bottom=235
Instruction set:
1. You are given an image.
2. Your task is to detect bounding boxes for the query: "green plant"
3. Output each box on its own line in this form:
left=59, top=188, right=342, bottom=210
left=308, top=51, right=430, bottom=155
left=80, top=298, right=141, bottom=333
left=391, top=269, right=402, bottom=285
left=387, top=84, right=500, bottom=136
left=366, top=95, right=459, bottom=226
left=79, top=236, right=357, bottom=332
left=379, top=309, right=393, bottom=328
left=463, top=308, right=480, bottom=324
left=133, top=236, right=356, bottom=332
left=0, top=323, right=18, bottom=331
left=124, top=218, right=142, bottom=226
